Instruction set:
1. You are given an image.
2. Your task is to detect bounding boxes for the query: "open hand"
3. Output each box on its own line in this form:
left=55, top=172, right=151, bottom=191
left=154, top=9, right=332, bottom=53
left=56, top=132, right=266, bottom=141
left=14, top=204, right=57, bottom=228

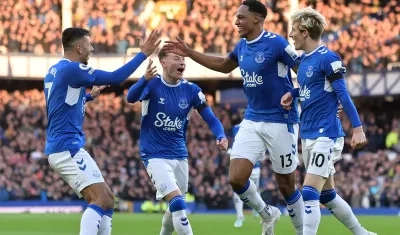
left=162, top=37, right=190, bottom=57
left=144, top=59, right=157, bottom=81
left=138, top=30, right=162, bottom=56
left=90, top=85, right=108, bottom=99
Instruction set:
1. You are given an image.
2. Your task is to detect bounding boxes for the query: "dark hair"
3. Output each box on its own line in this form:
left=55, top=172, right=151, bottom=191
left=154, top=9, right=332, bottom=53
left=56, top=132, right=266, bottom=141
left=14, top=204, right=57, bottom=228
left=62, top=27, right=90, bottom=50
left=158, top=48, right=168, bottom=60
left=242, top=0, right=268, bottom=18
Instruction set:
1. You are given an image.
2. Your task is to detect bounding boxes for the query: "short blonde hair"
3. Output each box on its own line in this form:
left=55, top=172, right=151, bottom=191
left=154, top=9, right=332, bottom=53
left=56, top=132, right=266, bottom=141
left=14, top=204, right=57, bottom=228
left=291, top=7, right=326, bottom=40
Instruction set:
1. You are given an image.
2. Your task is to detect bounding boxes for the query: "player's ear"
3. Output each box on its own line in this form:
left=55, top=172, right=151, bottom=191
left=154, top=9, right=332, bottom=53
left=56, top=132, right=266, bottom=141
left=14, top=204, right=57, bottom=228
left=253, top=14, right=260, bottom=24
left=77, top=44, right=82, bottom=54
left=302, top=29, right=308, bottom=38
left=159, top=59, right=166, bottom=68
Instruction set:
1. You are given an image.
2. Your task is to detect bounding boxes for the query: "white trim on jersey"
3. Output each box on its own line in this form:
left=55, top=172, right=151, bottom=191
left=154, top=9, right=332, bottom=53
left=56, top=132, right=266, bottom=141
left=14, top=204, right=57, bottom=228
left=246, top=30, right=265, bottom=44
left=277, top=61, right=289, bottom=78
left=160, top=75, right=181, bottom=87
left=186, top=107, right=194, bottom=120
left=142, top=100, right=150, bottom=116
left=65, top=86, right=82, bottom=106
left=304, top=45, right=324, bottom=57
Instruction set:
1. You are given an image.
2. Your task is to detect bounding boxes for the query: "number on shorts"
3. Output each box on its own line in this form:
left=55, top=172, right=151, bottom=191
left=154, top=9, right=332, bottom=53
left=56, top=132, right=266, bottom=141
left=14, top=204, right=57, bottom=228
left=280, top=153, right=293, bottom=168
left=311, top=153, right=325, bottom=167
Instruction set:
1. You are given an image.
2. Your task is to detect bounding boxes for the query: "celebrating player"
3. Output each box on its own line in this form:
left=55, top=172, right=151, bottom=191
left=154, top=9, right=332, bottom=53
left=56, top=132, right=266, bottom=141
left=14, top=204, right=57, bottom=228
left=44, top=27, right=161, bottom=235
left=281, top=7, right=377, bottom=235
left=163, top=1, right=303, bottom=234
left=126, top=50, right=228, bottom=235
left=231, top=124, right=262, bottom=228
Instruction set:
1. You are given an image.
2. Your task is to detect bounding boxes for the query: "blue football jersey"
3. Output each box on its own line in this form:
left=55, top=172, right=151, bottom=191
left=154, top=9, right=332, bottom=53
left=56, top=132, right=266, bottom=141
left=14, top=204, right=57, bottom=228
left=138, top=75, right=207, bottom=160
left=232, top=124, right=260, bottom=169
left=44, top=59, right=100, bottom=155
left=297, top=45, right=346, bottom=139
left=229, top=31, right=300, bottom=124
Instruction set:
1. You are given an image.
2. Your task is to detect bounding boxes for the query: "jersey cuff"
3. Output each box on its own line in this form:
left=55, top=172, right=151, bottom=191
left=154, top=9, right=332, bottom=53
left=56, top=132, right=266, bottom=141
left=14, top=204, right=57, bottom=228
left=227, top=53, right=238, bottom=63
left=289, top=88, right=300, bottom=98
left=85, top=93, right=94, bottom=102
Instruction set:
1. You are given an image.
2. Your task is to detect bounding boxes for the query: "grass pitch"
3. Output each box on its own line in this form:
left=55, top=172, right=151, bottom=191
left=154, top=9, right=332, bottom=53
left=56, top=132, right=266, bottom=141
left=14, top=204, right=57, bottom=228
left=0, top=213, right=395, bottom=234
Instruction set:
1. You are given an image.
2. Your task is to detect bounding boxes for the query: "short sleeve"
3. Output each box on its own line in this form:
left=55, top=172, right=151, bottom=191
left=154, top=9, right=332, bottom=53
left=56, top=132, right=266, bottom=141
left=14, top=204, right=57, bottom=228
left=323, top=52, right=347, bottom=82
left=227, top=40, right=242, bottom=63
left=275, top=36, right=299, bottom=68
left=191, top=84, right=208, bottom=111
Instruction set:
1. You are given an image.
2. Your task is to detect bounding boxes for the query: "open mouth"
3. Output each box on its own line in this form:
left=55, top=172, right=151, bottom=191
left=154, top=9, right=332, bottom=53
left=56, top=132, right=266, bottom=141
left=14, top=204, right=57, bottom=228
left=177, top=68, right=184, bottom=74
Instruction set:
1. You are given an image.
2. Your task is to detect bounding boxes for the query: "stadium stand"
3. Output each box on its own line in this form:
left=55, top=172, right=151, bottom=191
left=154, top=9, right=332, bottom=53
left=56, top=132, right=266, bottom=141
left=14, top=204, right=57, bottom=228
left=0, top=0, right=62, bottom=54
left=1, top=90, right=400, bottom=210
left=299, top=0, right=400, bottom=73
left=0, top=0, right=398, bottom=71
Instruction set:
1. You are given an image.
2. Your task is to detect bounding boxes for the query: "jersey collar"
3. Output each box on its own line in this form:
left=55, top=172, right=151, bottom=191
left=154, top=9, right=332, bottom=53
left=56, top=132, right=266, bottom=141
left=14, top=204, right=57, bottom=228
left=160, top=75, right=181, bottom=87
left=246, top=30, right=265, bottom=44
left=304, top=45, right=324, bottom=57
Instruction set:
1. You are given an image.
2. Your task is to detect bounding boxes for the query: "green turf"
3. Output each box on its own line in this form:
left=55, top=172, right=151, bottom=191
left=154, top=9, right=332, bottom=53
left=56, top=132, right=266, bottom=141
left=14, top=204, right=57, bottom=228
left=0, top=213, right=394, bottom=234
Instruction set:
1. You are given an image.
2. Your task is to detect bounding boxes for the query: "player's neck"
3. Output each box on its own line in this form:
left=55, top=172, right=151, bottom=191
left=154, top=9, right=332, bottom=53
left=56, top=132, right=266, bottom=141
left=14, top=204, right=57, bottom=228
left=63, top=52, right=80, bottom=62
left=304, top=40, right=322, bottom=54
left=246, top=28, right=264, bottom=41
left=162, top=73, right=180, bottom=85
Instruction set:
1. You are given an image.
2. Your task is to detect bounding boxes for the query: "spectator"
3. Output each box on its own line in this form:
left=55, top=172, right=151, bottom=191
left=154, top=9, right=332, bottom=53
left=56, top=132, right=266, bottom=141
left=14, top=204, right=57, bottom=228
left=1, top=89, right=400, bottom=209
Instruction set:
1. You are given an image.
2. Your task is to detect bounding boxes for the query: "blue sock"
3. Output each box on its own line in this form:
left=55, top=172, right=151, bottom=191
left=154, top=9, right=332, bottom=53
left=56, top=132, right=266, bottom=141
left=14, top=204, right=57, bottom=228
left=285, top=189, right=302, bottom=205
left=320, top=189, right=368, bottom=234
left=320, top=189, right=336, bottom=205
left=169, top=195, right=186, bottom=212
left=233, top=179, right=272, bottom=221
left=285, top=189, right=304, bottom=234
left=169, top=195, right=193, bottom=234
left=302, top=186, right=321, bottom=235
left=87, top=204, right=105, bottom=216
left=104, top=208, right=114, bottom=218
left=233, top=180, right=250, bottom=195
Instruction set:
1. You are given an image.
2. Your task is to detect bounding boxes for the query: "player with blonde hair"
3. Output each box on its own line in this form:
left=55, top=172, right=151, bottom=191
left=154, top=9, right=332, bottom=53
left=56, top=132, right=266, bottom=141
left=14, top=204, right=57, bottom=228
left=281, top=7, right=377, bottom=235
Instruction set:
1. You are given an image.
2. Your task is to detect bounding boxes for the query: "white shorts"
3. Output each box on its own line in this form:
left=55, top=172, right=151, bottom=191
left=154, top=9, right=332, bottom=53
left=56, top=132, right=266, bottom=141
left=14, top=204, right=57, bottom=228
left=48, top=148, right=104, bottom=198
left=144, top=158, right=189, bottom=200
left=250, top=167, right=261, bottom=189
left=231, top=120, right=299, bottom=174
left=301, top=137, right=344, bottom=178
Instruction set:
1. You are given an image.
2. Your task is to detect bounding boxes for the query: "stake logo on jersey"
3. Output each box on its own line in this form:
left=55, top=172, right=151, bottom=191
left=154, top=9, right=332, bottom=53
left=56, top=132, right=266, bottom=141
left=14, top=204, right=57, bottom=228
left=299, top=85, right=311, bottom=101
left=297, top=45, right=346, bottom=139
left=44, top=59, right=101, bottom=155
left=228, top=31, right=300, bottom=123
left=154, top=112, right=183, bottom=131
left=240, top=69, right=264, bottom=87
left=138, top=75, right=207, bottom=160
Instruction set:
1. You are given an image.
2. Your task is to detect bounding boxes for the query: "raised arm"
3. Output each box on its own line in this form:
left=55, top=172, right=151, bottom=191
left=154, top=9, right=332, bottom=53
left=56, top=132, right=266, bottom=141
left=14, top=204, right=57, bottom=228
left=68, top=30, right=161, bottom=87
left=126, top=60, right=158, bottom=103
left=163, top=37, right=238, bottom=74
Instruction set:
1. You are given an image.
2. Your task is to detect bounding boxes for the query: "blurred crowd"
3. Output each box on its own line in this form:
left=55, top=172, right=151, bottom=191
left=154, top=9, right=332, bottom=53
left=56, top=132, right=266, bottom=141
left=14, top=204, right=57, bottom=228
left=0, top=0, right=399, bottom=72
left=1, top=89, right=400, bottom=209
